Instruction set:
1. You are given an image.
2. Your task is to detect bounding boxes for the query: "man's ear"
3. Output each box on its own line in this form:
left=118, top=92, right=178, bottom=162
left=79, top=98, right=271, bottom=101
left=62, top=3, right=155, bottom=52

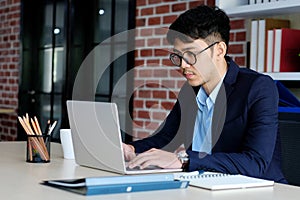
left=216, top=41, right=227, bottom=58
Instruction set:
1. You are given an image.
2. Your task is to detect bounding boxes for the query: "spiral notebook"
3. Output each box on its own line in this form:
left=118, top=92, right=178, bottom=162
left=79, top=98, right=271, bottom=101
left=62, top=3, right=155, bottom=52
left=176, top=172, right=274, bottom=190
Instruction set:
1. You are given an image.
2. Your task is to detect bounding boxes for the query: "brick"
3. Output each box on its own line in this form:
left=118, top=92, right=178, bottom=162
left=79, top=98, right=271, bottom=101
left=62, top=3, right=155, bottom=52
left=149, top=0, right=162, bottom=4
left=170, top=69, right=183, bottom=77
left=161, top=80, right=176, bottom=88
left=177, top=80, right=186, bottom=88
left=229, top=32, right=234, bottom=41
left=132, top=110, right=138, bottom=118
left=136, top=0, right=146, bottom=6
left=153, top=69, right=168, bottom=77
left=152, top=111, right=167, bottom=120
left=138, top=110, right=150, bottom=119
left=140, top=49, right=153, bottom=57
left=135, top=39, right=145, bottom=47
left=154, top=27, right=168, bottom=35
left=163, top=15, right=177, bottom=24
left=146, top=59, right=160, bottom=65
left=234, top=56, right=246, bottom=66
left=172, top=3, right=186, bottom=12
left=138, top=90, right=151, bottom=98
left=134, top=100, right=144, bottom=108
left=140, top=28, right=153, bottom=37
left=134, top=60, right=145, bottom=66
left=146, top=100, right=159, bottom=109
left=134, top=80, right=145, bottom=88
left=228, top=44, right=244, bottom=54
left=235, top=31, right=246, bottom=41
left=136, top=18, right=146, bottom=27
left=162, top=58, right=173, bottom=66
left=145, top=81, right=160, bottom=88
left=153, top=90, right=167, bottom=99
left=139, top=69, right=153, bottom=77
left=141, top=7, right=154, bottom=16
left=156, top=5, right=170, bottom=14
left=148, top=17, right=161, bottom=26
left=189, top=0, right=205, bottom=8
left=147, top=38, right=161, bottom=46
left=230, top=19, right=245, bottom=29
left=146, top=121, right=160, bottom=131
left=154, top=49, right=168, bottom=56
left=133, top=120, right=144, bottom=128
left=161, top=101, right=175, bottom=110
left=162, top=37, right=170, bottom=46
left=169, top=90, right=179, bottom=99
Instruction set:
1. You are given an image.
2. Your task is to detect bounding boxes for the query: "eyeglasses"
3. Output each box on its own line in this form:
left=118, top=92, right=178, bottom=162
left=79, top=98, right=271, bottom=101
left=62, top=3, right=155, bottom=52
left=169, top=41, right=220, bottom=67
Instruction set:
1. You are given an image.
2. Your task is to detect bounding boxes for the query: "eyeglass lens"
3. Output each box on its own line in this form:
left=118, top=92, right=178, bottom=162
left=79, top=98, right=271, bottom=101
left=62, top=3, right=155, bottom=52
left=170, top=42, right=219, bottom=67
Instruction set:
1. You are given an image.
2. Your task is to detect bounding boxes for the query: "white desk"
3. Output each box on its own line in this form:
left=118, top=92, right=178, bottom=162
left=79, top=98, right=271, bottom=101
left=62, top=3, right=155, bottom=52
left=1, top=142, right=300, bottom=200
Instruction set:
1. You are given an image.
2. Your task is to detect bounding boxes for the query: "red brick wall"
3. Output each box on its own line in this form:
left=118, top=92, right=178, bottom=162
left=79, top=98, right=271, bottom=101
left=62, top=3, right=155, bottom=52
left=0, top=0, right=246, bottom=141
left=0, top=0, right=20, bottom=140
left=132, top=0, right=247, bottom=140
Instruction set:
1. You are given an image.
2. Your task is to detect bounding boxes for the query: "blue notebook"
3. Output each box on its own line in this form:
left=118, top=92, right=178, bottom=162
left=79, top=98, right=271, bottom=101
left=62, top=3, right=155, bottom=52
left=41, top=173, right=189, bottom=196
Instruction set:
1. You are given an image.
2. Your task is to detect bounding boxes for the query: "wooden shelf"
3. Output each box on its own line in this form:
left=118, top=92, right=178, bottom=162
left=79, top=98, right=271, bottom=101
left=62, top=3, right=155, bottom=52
left=216, top=0, right=300, bottom=18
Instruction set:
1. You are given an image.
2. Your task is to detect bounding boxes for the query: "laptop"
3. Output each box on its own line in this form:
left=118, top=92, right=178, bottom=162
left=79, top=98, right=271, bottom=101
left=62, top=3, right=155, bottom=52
left=66, top=100, right=182, bottom=175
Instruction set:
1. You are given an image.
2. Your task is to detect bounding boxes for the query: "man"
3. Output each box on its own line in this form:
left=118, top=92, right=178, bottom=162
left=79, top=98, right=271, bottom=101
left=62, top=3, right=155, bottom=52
left=123, top=5, right=287, bottom=183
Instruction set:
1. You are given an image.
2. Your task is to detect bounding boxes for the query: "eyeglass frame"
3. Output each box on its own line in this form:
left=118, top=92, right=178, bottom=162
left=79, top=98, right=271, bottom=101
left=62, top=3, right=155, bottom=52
left=169, top=41, right=220, bottom=67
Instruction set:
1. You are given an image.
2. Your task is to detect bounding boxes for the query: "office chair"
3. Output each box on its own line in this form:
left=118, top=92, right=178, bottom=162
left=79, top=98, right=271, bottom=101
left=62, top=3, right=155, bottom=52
left=279, top=118, right=300, bottom=187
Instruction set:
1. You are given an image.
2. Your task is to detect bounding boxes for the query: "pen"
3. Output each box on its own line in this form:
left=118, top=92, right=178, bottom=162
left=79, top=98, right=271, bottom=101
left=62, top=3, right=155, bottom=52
left=48, top=121, right=57, bottom=136
left=44, top=120, right=50, bottom=135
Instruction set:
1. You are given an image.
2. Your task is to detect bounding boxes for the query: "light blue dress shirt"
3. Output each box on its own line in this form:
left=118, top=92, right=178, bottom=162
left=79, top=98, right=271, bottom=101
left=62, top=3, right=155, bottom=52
left=192, top=79, right=224, bottom=153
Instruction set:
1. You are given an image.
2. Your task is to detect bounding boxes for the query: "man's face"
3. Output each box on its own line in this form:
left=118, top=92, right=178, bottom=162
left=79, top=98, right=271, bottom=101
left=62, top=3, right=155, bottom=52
left=172, top=38, right=218, bottom=87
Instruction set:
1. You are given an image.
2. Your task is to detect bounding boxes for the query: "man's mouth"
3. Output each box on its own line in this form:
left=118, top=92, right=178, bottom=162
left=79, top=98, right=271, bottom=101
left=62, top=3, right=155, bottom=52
left=183, top=70, right=195, bottom=79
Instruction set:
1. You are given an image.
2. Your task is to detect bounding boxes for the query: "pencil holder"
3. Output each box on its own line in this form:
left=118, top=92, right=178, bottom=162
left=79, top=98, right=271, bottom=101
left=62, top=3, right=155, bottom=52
left=26, top=134, right=51, bottom=163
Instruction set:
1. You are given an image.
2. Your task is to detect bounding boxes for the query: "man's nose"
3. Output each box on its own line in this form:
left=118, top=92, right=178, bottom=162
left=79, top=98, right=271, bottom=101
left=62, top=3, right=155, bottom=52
left=181, top=59, right=191, bottom=69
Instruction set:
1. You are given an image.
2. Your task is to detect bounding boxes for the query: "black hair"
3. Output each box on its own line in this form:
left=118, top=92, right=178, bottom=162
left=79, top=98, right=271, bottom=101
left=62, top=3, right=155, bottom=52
left=166, top=5, right=230, bottom=47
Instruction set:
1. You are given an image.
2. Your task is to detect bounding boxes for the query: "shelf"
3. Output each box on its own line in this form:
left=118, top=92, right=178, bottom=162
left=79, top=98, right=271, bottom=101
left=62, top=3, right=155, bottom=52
left=216, top=0, right=300, bottom=82
left=216, top=0, right=300, bottom=18
left=264, top=72, right=300, bottom=81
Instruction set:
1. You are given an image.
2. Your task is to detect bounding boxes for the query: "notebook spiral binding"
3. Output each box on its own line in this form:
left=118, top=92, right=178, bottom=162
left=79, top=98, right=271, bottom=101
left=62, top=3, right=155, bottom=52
left=179, top=173, right=233, bottom=180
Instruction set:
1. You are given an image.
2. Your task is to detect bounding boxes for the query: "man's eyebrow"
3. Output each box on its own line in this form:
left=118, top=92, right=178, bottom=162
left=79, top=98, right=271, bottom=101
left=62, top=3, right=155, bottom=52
left=172, top=49, right=181, bottom=54
left=173, top=46, right=196, bottom=53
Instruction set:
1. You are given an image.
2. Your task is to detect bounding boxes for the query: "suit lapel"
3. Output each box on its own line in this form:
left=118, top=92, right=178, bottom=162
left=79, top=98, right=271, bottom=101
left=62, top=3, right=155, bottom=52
left=211, top=57, right=239, bottom=151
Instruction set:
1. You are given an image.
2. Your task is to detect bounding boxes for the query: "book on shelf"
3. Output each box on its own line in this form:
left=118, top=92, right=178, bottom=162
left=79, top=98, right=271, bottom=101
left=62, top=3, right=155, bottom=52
left=41, top=173, right=188, bottom=196
left=273, top=28, right=300, bottom=72
left=266, top=29, right=274, bottom=72
left=250, top=19, right=259, bottom=71
left=255, top=18, right=290, bottom=72
left=175, top=172, right=274, bottom=190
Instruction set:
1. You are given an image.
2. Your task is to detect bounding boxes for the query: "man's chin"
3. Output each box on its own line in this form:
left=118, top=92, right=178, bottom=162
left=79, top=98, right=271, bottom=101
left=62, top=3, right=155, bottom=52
left=187, top=79, right=202, bottom=87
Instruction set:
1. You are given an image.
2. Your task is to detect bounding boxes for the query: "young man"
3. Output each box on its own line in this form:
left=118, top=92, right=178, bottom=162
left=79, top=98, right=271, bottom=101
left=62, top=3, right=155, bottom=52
left=123, top=5, right=287, bottom=183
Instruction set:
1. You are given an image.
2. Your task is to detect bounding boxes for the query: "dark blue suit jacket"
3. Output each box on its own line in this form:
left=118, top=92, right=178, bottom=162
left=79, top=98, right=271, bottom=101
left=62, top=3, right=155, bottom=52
left=131, top=57, right=287, bottom=183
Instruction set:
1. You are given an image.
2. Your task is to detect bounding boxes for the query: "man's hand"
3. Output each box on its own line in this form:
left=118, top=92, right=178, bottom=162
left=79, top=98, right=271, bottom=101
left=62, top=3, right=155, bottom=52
left=127, top=148, right=182, bottom=169
left=122, top=143, right=136, bottom=161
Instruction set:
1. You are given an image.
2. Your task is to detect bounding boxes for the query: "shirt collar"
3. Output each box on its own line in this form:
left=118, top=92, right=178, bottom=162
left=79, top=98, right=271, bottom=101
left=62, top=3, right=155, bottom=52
left=196, top=74, right=226, bottom=111
left=210, top=75, right=225, bottom=104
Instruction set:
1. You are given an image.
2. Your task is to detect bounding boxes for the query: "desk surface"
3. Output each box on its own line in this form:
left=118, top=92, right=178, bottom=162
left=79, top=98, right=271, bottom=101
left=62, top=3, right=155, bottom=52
left=1, top=141, right=299, bottom=200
